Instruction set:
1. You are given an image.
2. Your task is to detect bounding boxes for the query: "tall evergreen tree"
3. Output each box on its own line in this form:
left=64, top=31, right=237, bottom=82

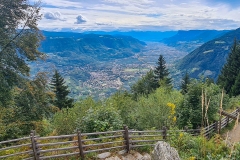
left=180, top=72, right=190, bottom=94
left=50, top=70, right=74, bottom=110
left=154, top=55, right=172, bottom=89
left=230, top=73, right=240, bottom=96
left=217, top=39, right=240, bottom=96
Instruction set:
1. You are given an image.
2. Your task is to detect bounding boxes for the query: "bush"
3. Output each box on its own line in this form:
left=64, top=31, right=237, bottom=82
left=77, top=106, right=123, bottom=133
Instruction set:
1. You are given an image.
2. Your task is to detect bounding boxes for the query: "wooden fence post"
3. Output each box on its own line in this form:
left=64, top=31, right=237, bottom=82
left=184, top=126, right=188, bottom=133
left=123, top=126, right=130, bottom=153
left=226, top=117, right=229, bottom=126
left=219, top=119, right=222, bottom=134
left=214, top=121, right=218, bottom=133
left=77, top=130, right=84, bottom=160
left=197, top=126, right=201, bottom=136
left=30, top=130, right=40, bottom=160
left=162, top=126, right=167, bottom=140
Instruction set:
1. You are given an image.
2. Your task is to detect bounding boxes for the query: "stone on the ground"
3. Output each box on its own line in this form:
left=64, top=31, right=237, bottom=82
left=140, top=153, right=151, bottom=160
left=133, top=152, right=143, bottom=159
left=105, top=156, right=121, bottom=160
left=118, top=150, right=127, bottom=155
left=97, top=152, right=111, bottom=159
left=122, top=154, right=136, bottom=160
left=152, top=141, right=180, bottom=160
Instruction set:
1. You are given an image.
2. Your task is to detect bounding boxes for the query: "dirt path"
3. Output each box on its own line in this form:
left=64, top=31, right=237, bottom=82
left=226, top=123, right=240, bottom=144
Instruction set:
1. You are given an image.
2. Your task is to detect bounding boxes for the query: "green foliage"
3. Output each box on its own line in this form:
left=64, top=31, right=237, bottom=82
left=131, top=70, right=157, bottom=99
left=180, top=72, right=190, bottom=95
left=177, top=79, right=228, bottom=129
left=218, top=39, right=240, bottom=96
left=168, top=132, right=231, bottom=160
left=230, top=73, right=240, bottom=96
left=0, top=0, right=44, bottom=106
left=134, top=87, right=182, bottom=130
left=52, top=97, right=99, bottom=135
left=154, top=55, right=172, bottom=88
left=50, top=70, right=74, bottom=110
left=105, top=91, right=138, bottom=128
left=77, top=106, right=123, bottom=133
left=0, top=73, right=57, bottom=140
left=53, top=108, right=78, bottom=135
left=130, top=55, right=172, bottom=99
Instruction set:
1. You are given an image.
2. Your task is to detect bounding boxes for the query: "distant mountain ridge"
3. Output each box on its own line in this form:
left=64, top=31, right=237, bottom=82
left=40, top=31, right=146, bottom=61
left=176, top=28, right=240, bottom=80
left=84, top=31, right=177, bottom=42
left=161, top=30, right=230, bottom=52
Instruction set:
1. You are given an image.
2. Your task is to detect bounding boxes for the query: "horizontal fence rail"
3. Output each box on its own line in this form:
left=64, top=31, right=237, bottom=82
left=0, top=108, right=239, bottom=160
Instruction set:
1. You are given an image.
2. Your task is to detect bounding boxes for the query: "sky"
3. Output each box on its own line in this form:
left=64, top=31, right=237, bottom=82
left=30, top=0, right=240, bottom=32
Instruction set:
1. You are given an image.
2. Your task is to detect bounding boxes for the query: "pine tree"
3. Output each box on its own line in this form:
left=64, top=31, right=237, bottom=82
left=217, top=39, right=240, bottom=96
left=154, top=55, right=172, bottom=89
left=230, top=73, right=240, bottom=96
left=50, top=70, right=74, bottom=110
left=180, top=72, right=190, bottom=94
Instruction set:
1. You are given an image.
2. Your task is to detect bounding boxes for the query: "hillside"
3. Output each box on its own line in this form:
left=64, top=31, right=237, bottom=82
left=40, top=32, right=146, bottom=61
left=176, top=28, right=240, bottom=81
left=161, top=30, right=230, bottom=52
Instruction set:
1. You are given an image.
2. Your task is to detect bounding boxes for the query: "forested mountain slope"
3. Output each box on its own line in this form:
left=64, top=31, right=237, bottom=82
left=40, top=32, right=146, bottom=61
left=176, top=28, right=240, bottom=80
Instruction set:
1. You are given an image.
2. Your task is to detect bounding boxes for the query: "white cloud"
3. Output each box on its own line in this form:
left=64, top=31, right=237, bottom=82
left=31, top=0, right=240, bottom=31
left=44, top=11, right=65, bottom=21
left=75, top=15, right=87, bottom=24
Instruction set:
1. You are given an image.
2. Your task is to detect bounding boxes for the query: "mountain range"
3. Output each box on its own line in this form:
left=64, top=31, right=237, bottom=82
left=176, top=28, right=240, bottom=81
left=161, top=30, right=230, bottom=52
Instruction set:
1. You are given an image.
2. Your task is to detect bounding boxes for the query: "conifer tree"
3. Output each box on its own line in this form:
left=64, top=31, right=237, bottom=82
left=230, top=73, right=240, bottom=96
left=50, top=70, right=74, bottom=110
left=217, top=39, right=240, bottom=96
left=154, top=55, right=172, bottom=89
left=180, top=72, right=190, bottom=94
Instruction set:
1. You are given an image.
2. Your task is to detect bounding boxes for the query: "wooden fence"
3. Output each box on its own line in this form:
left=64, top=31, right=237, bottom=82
left=0, top=108, right=239, bottom=160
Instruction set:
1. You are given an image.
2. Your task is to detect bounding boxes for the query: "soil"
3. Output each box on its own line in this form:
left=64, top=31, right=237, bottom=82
left=225, top=123, right=240, bottom=144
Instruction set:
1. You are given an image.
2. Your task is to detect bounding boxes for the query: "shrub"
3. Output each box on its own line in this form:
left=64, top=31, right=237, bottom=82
left=77, top=106, right=123, bottom=133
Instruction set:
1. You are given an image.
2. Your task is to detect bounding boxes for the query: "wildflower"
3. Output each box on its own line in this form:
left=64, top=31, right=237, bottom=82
left=179, top=132, right=184, bottom=138
left=173, top=116, right=177, bottom=122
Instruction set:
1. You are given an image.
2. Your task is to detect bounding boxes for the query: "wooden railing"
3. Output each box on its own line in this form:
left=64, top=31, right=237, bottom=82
left=0, top=108, right=239, bottom=160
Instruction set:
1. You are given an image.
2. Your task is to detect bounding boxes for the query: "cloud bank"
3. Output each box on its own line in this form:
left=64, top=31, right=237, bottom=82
left=32, top=0, right=240, bottom=31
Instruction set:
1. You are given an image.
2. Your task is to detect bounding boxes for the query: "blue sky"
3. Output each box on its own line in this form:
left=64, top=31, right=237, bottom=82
left=31, top=0, right=240, bottom=31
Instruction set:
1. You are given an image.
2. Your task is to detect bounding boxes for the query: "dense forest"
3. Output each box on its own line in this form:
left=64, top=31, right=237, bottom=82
left=1, top=1, right=240, bottom=159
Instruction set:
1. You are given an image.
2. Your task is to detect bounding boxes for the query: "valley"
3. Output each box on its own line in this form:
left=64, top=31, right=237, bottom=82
left=31, top=29, right=236, bottom=100
left=32, top=41, right=188, bottom=100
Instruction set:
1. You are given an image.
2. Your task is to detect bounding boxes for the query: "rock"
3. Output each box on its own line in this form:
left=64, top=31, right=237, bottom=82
left=140, top=153, right=152, bottom=160
left=122, top=154, right=136, bottom=160
left=152, top=141, right=180, bottom=160
left=97, top=152, right=111, bottom=159
left=118, top=150, right=127, bottom=155
left=105, top=156, right=121, bottom=160
left=133, top=152, right=143, bottom=159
